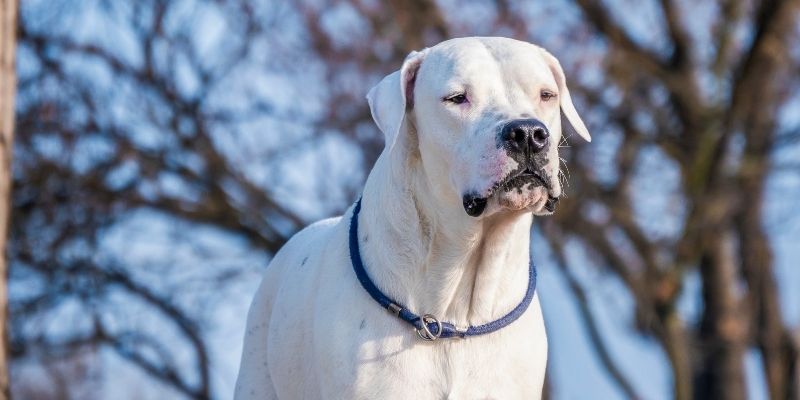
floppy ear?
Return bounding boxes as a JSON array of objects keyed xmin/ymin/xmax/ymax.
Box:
[
  {"xmin": 366, "ymin": 49, "xmax": 428, "ymax": 151},
  {"xmin": 539, "ymin": 48, "xmax": 591, "ymax": 142}
]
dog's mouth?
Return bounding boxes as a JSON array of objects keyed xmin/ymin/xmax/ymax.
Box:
[
  {"xmin": 504, "ymin": 167, "xmax": 551, "ymax": 191},
  {"xmin": 543, "ymin": 195, "xmax": 559, "ymax": 213},
  {"xmin": 462, "ymin": 167, "xmax": 558, "ymax": 217}
]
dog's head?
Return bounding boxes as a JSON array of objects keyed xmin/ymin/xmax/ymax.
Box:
[{"xmin": 367, "ymin": 37, "xmax": 590, "ymax": 218}]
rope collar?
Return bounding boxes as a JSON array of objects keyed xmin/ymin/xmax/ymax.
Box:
[{"xmin": 348, "ymin": 197, "xmax": 537, "ymax": 341}]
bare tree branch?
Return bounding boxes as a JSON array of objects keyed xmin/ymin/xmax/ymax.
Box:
[{"xmin": 542, "ymin": 222, "xmax": 643, "ymax": 400}]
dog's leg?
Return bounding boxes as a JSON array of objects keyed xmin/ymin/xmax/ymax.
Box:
[{"xmin": 234, "ymin": 267, "xmax": 282, "ymax": 400}]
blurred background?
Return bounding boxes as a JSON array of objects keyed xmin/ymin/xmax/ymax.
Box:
[{"xmin": 5, "ymin": 0, "xmax": 800, "ymax": 399}]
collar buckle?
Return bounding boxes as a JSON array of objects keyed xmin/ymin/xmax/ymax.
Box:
[{"xmin": 416, "ymin": 314, "xmax": 443, "ymax": 341}]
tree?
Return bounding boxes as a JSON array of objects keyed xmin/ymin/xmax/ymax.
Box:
[
  {"xmin": 0, "ymin": 0, "xmax": 17, "ymax": 398},
  {"xmin": 544, "ymin": 1, "xmax": 800, "ymax": 398},
  {"xmin": 10, "ymin": 1, "xmax": 800, "ymax": 399},
  {"xmin": 12, "ymin": 1, "xmax": 308, "ymax": 397}
]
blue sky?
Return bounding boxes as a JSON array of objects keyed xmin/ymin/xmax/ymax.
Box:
[{"xmin": 14, "ymin": 1, "xmax": 800, "ymax": 399}]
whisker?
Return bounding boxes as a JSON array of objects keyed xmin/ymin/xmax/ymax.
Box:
[
  {"xmin": 559, "ymin": 160, "xmax": 571, "ymax": 182},
  {"xmin": 559, "ymin": 170, "xmax": 569, "ymax": 189}
]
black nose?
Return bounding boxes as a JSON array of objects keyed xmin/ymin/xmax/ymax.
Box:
[{"xmin": 500, "ymin": 119, "xmax": 549, "ymax": 154}]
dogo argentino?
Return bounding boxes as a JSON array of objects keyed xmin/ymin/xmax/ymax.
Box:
[{"xmin": 234, "ymin": 36, "xmax": 591, "ymax": 400}]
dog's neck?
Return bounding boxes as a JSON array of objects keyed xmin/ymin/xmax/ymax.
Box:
[{"xmin": 357, "ymin": 144, "xmax": 533, "ymax": 326}]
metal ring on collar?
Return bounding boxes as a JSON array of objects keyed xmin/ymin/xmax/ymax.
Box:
[{"xmin": 416, "ymin": 314, "xmax": 443, "ymax": 341}]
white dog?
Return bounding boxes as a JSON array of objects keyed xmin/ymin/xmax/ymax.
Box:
[{"xmin": 234, "ymin": 37, "xmax": 591, "ymax": 399}]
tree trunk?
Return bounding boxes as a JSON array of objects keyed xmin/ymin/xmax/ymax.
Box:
[
  {"xmin": 733, "ymin": 0, "xmax": 800, "ymax": 396},
  {"xmin": 694, "ymin": 232, "xmax": 748, "ymax": 400},
  {"xmin": 736, "ymin": 122, "xmax": 796, "ymax": 400},
  {"xmin": 0, "ymin": 0, "xmax": 17, "ymax": 398}
]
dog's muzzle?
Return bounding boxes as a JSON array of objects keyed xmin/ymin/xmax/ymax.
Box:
[{"xmin": 462, "ymin": 165, "xmax": 558, "ymax": 217}]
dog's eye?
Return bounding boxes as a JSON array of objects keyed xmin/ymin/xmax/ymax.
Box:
[
  {"xmin": 540, "ymin": 90, "xmax": 557, "ymax": 102},
  {"xmin": 444, "ymin": 93, "xmax": 469, "ymax": 104}
]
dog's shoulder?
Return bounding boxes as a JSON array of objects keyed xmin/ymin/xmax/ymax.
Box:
[
  {"xmin": 264, "ymin": 212, "xmax": 346, "ymax": 288},
  {"xmin": 270, "ymin": 215, "xmax": 344, "ymax": 268}
]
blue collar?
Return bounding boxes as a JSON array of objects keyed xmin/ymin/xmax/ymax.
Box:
[{"xmin": 349, "ymin": 197, "xmax": 537, "ymax": 341}]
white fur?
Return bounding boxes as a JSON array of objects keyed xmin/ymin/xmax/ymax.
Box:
[{"xmin": 234, "ymin": 37, "xmax": 589, "ymax": 399}]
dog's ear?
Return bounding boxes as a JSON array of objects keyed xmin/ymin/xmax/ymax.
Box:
[
  {"xmin": 539, "ymin": 48, "xmax": 591, "ymax": 142},
  {"xmin": 366, "ymin": 49, "xmax": 428, "ymax": 151}
]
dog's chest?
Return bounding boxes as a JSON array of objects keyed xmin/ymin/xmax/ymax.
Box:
[
  {"xmin": 310, "ymin": 289, "xmax": 548, "ymax": 399},
  {"xmin": 265, "ymin": 226, "xmax": 548, "ymax": 399}
]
